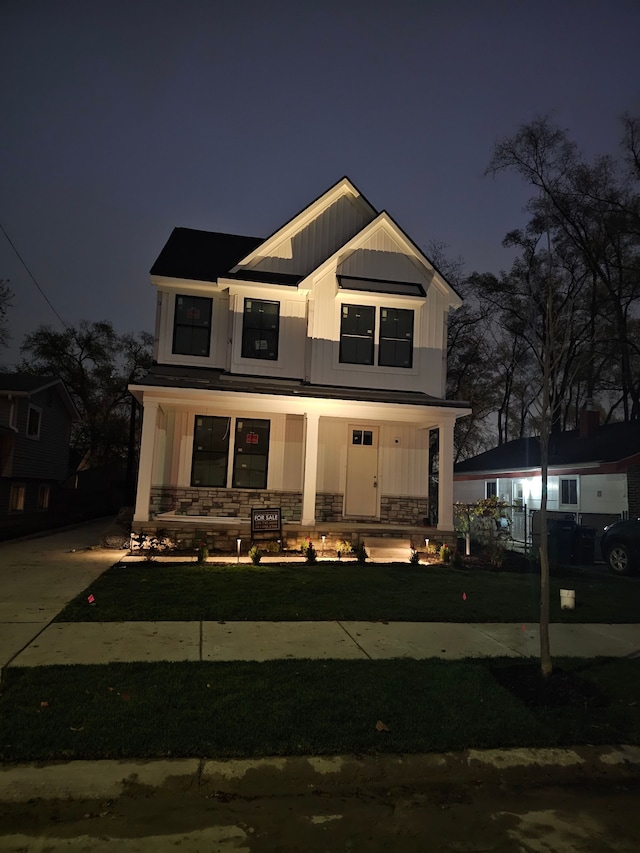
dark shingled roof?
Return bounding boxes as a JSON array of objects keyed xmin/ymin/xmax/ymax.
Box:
[
  {"xmin": 150, "ymin": 228, "xmax": 263, "ymax": 282},
  {"xmin": 0, "ymin": 373, "xmax": 64, "ymax": 394},
  {"xmin": 131, "ymin": 364, "xmax": 469, "ymax": 410},
  {"xmin": 455, "ymin": 421, "xmax": 640, "ymax": 473}
]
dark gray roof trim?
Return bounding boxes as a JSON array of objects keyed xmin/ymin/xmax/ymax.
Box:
[
  {"xmin": 134, "ymin": 364, "xmax": 469, "ymax": 409},
  {"xmin": 337, "ymin": 275, "xmax": 426, "ymax": 297},
  {"xmin": 225, "ymin": 269, "xmax": 304, "ymax": 286},
  {"xmin": 455, "ymin": 422, "xmax": 640, "ymax": 472}
]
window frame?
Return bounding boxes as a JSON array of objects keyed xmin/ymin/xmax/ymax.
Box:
[
  {"xmin": 241, "ymin": 298, "xmax": 280, "ymax": 361},
  {"xmin": 339, "ymin": 303, "xmax": 376, "ymax": 365},
  {"xmin": 485, "ymin": 481, "xmax": 497, "ymax": 499},
  {"xmin": 26, "ymin": 405, "xmax": 41, "ymax": 439},
  {"xmin": 37, "ymin": 483, "xmax": 50, "ymax": 511},
  {"xmin": 378, "ymin": 306, "xmax": 414, "ymax": 368},
  {"xmin": 172, "ymin": 294, "xmax": 213, "ymax": 358},
  {"xmin": 560, "ymin": 477, "xmax": 578, "ymax": 507},
  {"xmin": 190, "ymin": 415, "xmax": 271, "ymax": 490},
  {"xmin": 9, "ymin": 482, "xmax": 26, "ymax": 512},
  {"xmin": 232, "ymin": 418, "xmax": 270, "ymax": 489},
  {"xmin": 191, "ymin": 416, "xmax": 231, "ymax": 488},
  {"xmin": 338, "ymin": 303, "xmax": 416, "ymax": 369}
]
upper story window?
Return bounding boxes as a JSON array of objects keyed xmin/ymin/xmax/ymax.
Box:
[
  {"xmin": 379, "ymin": 307, "xmax": 413, "ymax": 368},
  {"xmin": 173, "ymin": 295, "xmax": 212, "ymax": 357},
  {"xmin": 339, "ymin": 304, "xmax": 375, "ymax": 365},
  {"xmin": 27, "ymin": 405, "xmax": 41, "ymax": 439},
  {"xmin": 339, "ymin": 304, "xmax": 415, "ymax": 368},
  {"xmin": 241, "ymin": 299, "xmax": 279, "ymax": 360}
]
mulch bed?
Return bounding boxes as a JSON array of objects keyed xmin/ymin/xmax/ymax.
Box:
[{"xmin": 491, "ymin": 662, "xmax": 609, "ymax": 709}]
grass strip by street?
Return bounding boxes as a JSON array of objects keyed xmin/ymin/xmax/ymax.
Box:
[
  {"xmin": 55, "ymin": 561, "xmax": 640, "ymax": 623},
  {"xmin": 1, "ymin": 657, "xmax": 639, "ymax": 763}
]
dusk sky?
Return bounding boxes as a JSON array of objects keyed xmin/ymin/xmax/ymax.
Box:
[{"xmin": 2, "ymin": 0, "xmax": 639, "ymax": 366}]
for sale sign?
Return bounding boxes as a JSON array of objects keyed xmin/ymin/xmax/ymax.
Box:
[{"xmin": 251, "ymin": 508, "xmax": 282, "ymax": 535}]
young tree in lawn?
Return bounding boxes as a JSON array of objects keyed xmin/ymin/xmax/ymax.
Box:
[{"xmin": 20, "ymin": 320, "xmax": 153, "ymax": 466}]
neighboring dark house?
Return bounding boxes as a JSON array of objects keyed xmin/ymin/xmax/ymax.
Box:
[{"xmin": 0, "ymin": 374, "xmax": 79, "ymax": 534}]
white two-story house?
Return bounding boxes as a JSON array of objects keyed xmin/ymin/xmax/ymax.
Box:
[{"xmin": 129, "ymin": 177, "xmax": 470, "ymax": 548}]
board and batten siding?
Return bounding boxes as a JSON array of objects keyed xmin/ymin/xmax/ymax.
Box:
[
  {"xmin": 317, "ymin": 420, "xmax": 428, "ymax": 497},
  {"xmin": 237, "ymin": 194, "xmax": 372, "ymax": 278},
  {"xmin": 307, "ymin": 266, "xmax": 447, "ymax": 396},
  {"xmin": 155, "ymin": 287, "xmax": 230, "ymax": 369},
  {"xmin": 153, "ymin": 408, "xmax": 294, "ymax": 492},
  {"xmin": 228, "ymin": 289, "xmax": 307, "ymax": 379}
]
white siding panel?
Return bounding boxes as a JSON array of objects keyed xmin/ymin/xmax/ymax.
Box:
[
  {"xmin": 579, "ymin": 473, "xmax": 628, "ymax": 515},
  {"xmin": 266, "ymin": 414, "xmax": 286, "ymax": 490},
  {"xmin": 379, "ymin": 425, "xmax": 429, "ymax": 496},
  {"xmin": 318, "ymin": 420, "xmax": 348, "ymax": 493},
  {"xmin": 309, "ymin": 270, "xmax": 444, "ymax": 396},
  {"xmin": 230, "ymin": 294, "xmax": 306, "ymax": 379},
  {"xmin": 337, "ymin": 228, "xmax": 428, "ymax": 284},
  {"xmin": 242, "ymin": 195, "xmax": 371, "ymax": 277},
  {"xmin": 283, "ymin": 415, "xmax": 304, "ymax": 490}
]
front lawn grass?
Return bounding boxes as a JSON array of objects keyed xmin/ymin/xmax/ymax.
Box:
[
  {"xmin": 54, "ymin": 561, "xmax": 640, "ymax": 623},
  {"xmin": 2, "ymin": 657, "xmax": 639, "ymax": 762}
]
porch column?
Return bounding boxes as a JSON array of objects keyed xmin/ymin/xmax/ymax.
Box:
[
  {"xmin": 133, "ymin": 400, "xmax": 159, "ymax": 522},
  {"xmin": 301, "ymin": 411, "xmax": 320, "ymax": 526},
  {"xmin": 437, "ymin": 418, "xmax": 455, "ymax": 531}
]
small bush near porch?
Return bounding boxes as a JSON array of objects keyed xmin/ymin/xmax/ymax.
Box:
[{"xmin": 55, "ymin": 560, "xmax": 640, "ymax": 624}]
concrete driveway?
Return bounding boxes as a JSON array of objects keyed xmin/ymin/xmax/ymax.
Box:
[{"xmin": 0, "ymin": 519, "xmax": 124, "ymax": 668}]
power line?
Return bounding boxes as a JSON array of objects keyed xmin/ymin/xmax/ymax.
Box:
[{"xmin": 0, "ymin": 221, "xmax": 68, "ymax": 329}]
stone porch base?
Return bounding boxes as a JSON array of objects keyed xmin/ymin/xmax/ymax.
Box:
[{"xmin": 131, "ymin": 516, "xmax": 455, "ymax": 554}]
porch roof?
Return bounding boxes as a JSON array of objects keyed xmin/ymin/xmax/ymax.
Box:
[{"xmin": 132, "ymin": 364, "xmax": 470, "ymax": 410}]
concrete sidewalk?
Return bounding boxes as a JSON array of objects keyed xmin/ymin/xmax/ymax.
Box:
[{"xmin": 8, "ymin": 619, "xmax": 640, "ymax": 667}]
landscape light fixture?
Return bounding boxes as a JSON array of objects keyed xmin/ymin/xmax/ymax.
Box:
[
  {"xmin": 321, "ymin": 534, "xmax": 326, "ymax": 555},
  {"xmin": 237, "ymin": 538, "xmax": 241, "ymax": 563}
]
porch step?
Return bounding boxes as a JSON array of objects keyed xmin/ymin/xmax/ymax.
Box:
[{"xmin": 364, "ymin": 536, "xmax": 415, "ymax": 561}]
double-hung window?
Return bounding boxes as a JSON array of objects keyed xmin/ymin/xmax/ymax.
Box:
[
  {"xmin": 191, "ymin": 416, "xmax": 270, "ymax": 490},
  {"xmin": 339, "ymin": 304, "xmax": 375, "ymax": 365},
  {"xmin": 27, "ymin": 406, "xmax": 41, "ymax": 439},
  {"xmin": 339, "ymin": 304, "xmax": 414, "ymax": 368},
  {"xmin": 173, "ymin": 295, "xmax": 212, "ymax": 357},
  {"xmin": 379, "ymin": 307, "xmax": 413, "ymax": 367},
  {"xmin": 233, "ymin": 419, "xmax": 270, "ymax": 488},
  {"xmin": 241, "ymin": 299, "xmax": 279, "ymax": 360},
  {"xmin": 191, "ymin": 416, "xmax": 230, "ymax": 487},
  {"xmin": 560, "ymin": 478, "xmax": 578, "ymax": 506}
]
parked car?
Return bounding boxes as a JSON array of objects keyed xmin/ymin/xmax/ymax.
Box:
[{"xmin": 600, "ymin": 519, "xmax": 640, "ymax": 574}]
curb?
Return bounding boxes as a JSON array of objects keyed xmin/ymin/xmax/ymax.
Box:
[{"xmin": 2, "ymin": 745, "xmax": 640, "ymax": 802}]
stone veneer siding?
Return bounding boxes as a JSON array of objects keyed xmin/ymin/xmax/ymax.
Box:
[
  {"xmin": 628, "ymin": 465, "xmax": 640, "ymax": 519},
  {"xmin": 380, "ymin": 495, "xmax": 430, "ymax": 526},
  {"xmin": 150, "ymin": 486, "xmax": 302, "ymax": 521},
  {"xmin": 315, "ymin": 492, "xmax": 344, "ymax": 522},
  {"xmin": 313, "ymin": 493, "xmax": 429, "ymax": 525}
]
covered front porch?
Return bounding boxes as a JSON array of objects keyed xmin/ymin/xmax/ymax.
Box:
[{"xmin": 130, "ymin": 381, "xmax": 470, "ymax": 545}]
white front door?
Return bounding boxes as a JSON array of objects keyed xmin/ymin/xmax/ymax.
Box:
[{"xmin": 345, "ymin": 425, "xmax": 379, "ymax": 517}]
